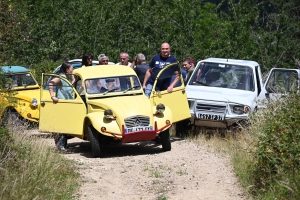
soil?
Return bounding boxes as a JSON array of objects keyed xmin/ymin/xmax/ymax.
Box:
[{"xmin": 31, "ymin": 129, "xmax": 249, "ymax": 200}]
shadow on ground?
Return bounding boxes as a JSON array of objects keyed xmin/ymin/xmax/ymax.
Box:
[{"xmin": 31, "ymin": 131, "xmax": 183, "ymax": 159}]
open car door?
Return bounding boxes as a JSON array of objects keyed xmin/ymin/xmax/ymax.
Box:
[
  {"xmin": 39, "ymin": 73, "xmax": 86, "ymax": 137},
  {"xmin": 264, "ymin": 68, "xmax": 300, "ymax": 102},
  {"xmin": 150, "ymin": 63, "xmax": 190, "ymax": 123}
]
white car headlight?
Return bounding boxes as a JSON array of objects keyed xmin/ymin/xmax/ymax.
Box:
[{"xmin": 232, "ymin": 105, "xmax": 250, "ymax": 114}]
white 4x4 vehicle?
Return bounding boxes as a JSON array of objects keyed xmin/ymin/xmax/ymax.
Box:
[{"xmin": 185, "ymin": 58, "xmax": 299, "ymax": 128}]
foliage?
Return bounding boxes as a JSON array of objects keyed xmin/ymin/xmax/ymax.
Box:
[
  {"xmin": 239, "ymin": 94, "xmax": 300, "ymax": 199},
  {"xmin": 0, "ymin": 126, "xmax": 12, "ymax": 160},
  {"xmin": 0, "ymin": 0, "xmax": 299, "ymax": 74}
]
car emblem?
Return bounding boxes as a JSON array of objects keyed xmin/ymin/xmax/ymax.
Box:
[{"xmin": 134, "ymin": 118, "xmax": 142, "ymax": 127}]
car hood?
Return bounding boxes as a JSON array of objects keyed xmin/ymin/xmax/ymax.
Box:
[
  {"xmin": 186, "ymin": 86, "xmax": 256, "ymax": 106},
  {"xmin": 12, "ymin": 88, "xmax": 41, "ymax": 102},
  {"xmin": 88, "ymin": 95, "xmax": 152, "ymax": 117}
]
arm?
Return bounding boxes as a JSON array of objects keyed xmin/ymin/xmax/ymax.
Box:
[
  {"xmin": 48, "ymin": 77, "xmax": 61, "ymax": 103},
  {"xmin": 167, "ymin": 71, "xmax": 180, "ymax": 93},
  {"xmin": 130, "ymin": 56, "xmax": 137, "ymax": 69},
  {"xmin": 142, "ymin": 68, "xmax": 152, "ymax": 90}
]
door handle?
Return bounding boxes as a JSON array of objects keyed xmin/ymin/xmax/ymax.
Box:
[{"xmin": 41, "ymin": 101, "xmax": 45, "ymax": 107}]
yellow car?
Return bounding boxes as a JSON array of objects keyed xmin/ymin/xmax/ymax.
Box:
[
  {"xmin": 39, "ymin": 63, "xmax": 190, "ymax": 157},
  {"xmin": 0, "ymin": 66, "xmax": 43, "ymax": 124}
]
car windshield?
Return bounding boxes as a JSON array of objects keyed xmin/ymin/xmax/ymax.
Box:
[
  {"xmin": 85, "ymin": 75, "xmax": 141, "ymax": 95},
  {"xmin": 3, "ymin": 73, "xmax": 37, "ymax": 88},
  {"xmin": 188, "ymin": 62, "xmax": 254, "ymax": 91}
]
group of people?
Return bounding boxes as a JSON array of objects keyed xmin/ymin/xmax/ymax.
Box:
[{"xmin": 50, "ymin": 42, "xmax": 196, "ymax": 151}]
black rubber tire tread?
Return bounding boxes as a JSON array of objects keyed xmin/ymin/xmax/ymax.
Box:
[
  {"xmin": 88, "ymin": 125, "xmax": 102, "ymax": 158},
  {"xmin": 160, "ymin": 129, "xmax": 171, "ymax": 151}
]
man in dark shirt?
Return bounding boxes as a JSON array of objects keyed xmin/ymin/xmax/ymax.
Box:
[
  {"xmin": 130, "ymin": 53, "xmax": 149, "ymax": 85},
  {"xmin": 142, "ymin": 42, "xmax": 179, "ymax": 98}
]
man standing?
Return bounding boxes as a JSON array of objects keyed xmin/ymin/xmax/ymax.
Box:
[
  {"xmin": 130, "ymin": 53, "xmax": 149, "ymax": 85},
  {"xmin": 98, "ymin": 54, "xmax": 109, "ymax": 65},
  {"xmin": 182, "ymin": 57, "xmax": 195, "ymax": 84},
  {"xmin": 143, "ymin": 42, "xmax": 179, "ymax": 98},
  {"xmin": 117, "ymin": 52, "xmax": 132, "ymax": 66}
]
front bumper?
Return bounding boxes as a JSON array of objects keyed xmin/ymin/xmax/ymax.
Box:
[{"xmin": 102, "ymin": 121, "xmax": 171, "ymax": 143}]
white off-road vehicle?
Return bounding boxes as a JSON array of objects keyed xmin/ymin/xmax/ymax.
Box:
[{"xmin": 185, "ymin": 58, "xmax": 299, "ymax": 128}]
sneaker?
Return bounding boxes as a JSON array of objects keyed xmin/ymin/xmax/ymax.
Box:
[{"xmin": 59, "ymin": 146, "xmax": 67, "ymax": 152}]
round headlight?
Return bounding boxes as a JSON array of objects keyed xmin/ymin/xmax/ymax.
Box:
[
  {"xmin": 31, "ymin": 98, "xmax": 38, "ymax": 107},
  {"xmin": 244, "ymin": 106, "xmax": 250, "ymax": 114},
  {"xmin": 156, "ymin": 103, "xmax": 165, "ymax": 114},
  {"xmin": 104, "ymin": 109, "xmax": 114, "ymax": 119}
]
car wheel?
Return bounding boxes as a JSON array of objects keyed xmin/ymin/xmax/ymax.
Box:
[
  {"xmin": 160, "ymin": 129, "xmax": 171, "ymax": 151},
  {"xmin": 88, "ymin": 125, "xmax": 102, "ymax": 158},
  {"xmin": 3, "ymin": 111, "xmax": 27, "ymax": 128}
]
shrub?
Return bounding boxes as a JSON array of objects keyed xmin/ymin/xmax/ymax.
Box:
[{"xmin": 249, "ymin": 94, "xmax": 300, "ymax": 198}]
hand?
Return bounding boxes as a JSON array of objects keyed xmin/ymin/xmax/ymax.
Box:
[
  {"xmin": 142, "ymin": 85, "xmax": 146, "ymax": 90},
  {"xmin": 167, "ymin": 86, "xmax": 173, "ymax": 93},
  {"xmin": 51, "ymin": 96, "xmax": 59, "ymax": 103}
]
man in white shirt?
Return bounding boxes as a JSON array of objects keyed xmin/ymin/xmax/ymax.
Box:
[{"xmin": 117, "ymin": 52, "xmax": 132, "ymax": 66}]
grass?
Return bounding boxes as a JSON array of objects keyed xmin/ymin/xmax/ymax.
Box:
[{"xmin": 0, "ymin": 123, "xmax": 80, "ymax": 200}]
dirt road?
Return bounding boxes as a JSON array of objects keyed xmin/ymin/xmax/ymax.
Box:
[{"xmin": 33, "ymin": 130, "xmax": 248, "ymax": 200}]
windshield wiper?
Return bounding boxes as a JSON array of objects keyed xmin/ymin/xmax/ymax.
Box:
[
  {"xmin": 123, "ymin": 85, "xmax": 140, "ymax": 93},
  {"xmin": 103, "ymin": 88, "xmax": 117, "ymax": 95},
  {"xmin": 195, "ymin": 81, "xmax": 209, "ymax": 86}
]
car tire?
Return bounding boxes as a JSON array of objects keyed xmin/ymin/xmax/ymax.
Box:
[
  {"xmin": 160, "ymin": 129, "xmax": 171, "ymax": 151},
  {"xmin": 88, "ymin": 125, "xmax": 102, "ymax": 158}
]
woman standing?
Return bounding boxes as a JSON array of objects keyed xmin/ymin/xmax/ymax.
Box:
[
  {"xmin": 48, "ymin": 62, "xmax": 75, "ymax": 151},
  {"xmin": 82, "ymin": 53, "xmax": 93, "ymax": 66}
]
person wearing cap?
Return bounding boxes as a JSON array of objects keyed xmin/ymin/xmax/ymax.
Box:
[
  {"xmin": 117, "ymin": 52, "xmax": 132, "ymax": 66},
  {"xmin": 130, "ymin": 53, "xmax": 149, "ymax": 85},
  {"xmin": 182, "ymin": 57, "xmax": 195, "ymax": 84},
  {"xmin": 98, "ymin": 54, "xmax": 109, "ymax": 65}
]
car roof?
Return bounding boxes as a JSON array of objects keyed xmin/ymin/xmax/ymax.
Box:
[
  {"xmin": 199, "ymin": 58, "xmax": 259, "ymax": 68},
  {"xmin": 0, "ymin": 66, "xmax": 30, "ymax": 74},
  {"xmin": 74, "ymin": 65, "xmax": 136, "ymax": 79},
  {"xmin": 52, "ymin": 59, "xmax": 115, "ymax": 73}
]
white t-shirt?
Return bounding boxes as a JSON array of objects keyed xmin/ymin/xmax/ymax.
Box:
[{"xmin": 117, "ymin": 62, "xmax": 132, "ymax": 67}]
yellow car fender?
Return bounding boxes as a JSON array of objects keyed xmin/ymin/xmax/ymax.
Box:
[
  {"xmin": 153, "ymin": 105, "xmax": 173, "ymax": 132},
  {"xmin": 86, "ymin": 112, "xmax": 122, "ymax": 138}
]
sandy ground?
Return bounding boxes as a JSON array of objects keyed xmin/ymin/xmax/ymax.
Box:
[{"xmin": 31, "ymin": 129, "xmax": 249, "ymax": 200}]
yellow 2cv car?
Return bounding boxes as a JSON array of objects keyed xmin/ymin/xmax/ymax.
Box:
[
  {"xmin": 39, "ymin": 63, "xmax": 190, "ymax": 157},
  {"xmin": 0, "ymin": 66, "xmax": 42, "ymax": 125}
]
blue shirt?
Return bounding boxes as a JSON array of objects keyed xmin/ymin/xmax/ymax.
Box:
[{"xmin": 148, "ymin": 54, "xmax": 178, "ymax": 84}]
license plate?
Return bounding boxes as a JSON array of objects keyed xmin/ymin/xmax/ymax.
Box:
[
  {"xmin": 196, "ymin": 113, "xmax": 224, "ymax": 121},
  {"xmin": 125, "ymin": 126, "xmax": 153, "ymax": 133}
]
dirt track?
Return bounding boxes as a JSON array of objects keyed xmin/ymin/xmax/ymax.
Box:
[{"xmin": 31, "ymin": 129, "xmax": 248, "ymax": 200}]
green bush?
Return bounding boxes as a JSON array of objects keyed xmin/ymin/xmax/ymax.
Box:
[{"xmin": 248, "ymin": 94, "xmax": 300, "ymax": 198}]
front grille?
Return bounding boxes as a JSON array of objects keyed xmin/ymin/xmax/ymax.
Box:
[
  {"xmin": 124, "ymin": 115, "xmax": 150, "ymax": 128},
  {"xmin": 196, "ymin": 103, "xmax": 226, "ymax": 114}
]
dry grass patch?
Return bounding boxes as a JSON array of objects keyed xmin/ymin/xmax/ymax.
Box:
[{"xmin": 0, "ymin": 124, "xmax": 80, "ymax": 200}]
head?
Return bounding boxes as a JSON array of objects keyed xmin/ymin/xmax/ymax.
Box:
[
  {"xmin": 60, "ymin": 62, "xmax": 73, "ymax": 74},
  {"xmin": 188, "ymin": 57, "xmax": 195, "ymax": 67},
  {"xmin": 98, "ymin": 54, "xmax": 109, "ymax": 65},
  {"xmin": 96, "ymin": 79, "xmax": 102, "ymax": 88},
  {"xmin": 136, "ymin": 53, "xmax": 146, "ymax": 64},
  {"xmin": 160, "ymin": 43, "xmax": 171, "ymax": 58},
  {"xmin": 82, "ymin": 53, "xmax": 93, "ymax": 66},
  {"xmin": 120, "ymin": 52, "xmax": 130, "ymax": 65},
  {"xmin": 182, "ymin": 58, "xmax": 193, "ymax": 71}
]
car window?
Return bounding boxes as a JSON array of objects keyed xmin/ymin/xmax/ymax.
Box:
[
  {"xmin": 3, "ymin": 73, "xmax": 37, "ymax": 88},
  {"xmin": 85, "ymin": 75, "xmax": 141, "ymax": 94},
  {"xmin": 189, "ymin": 62, "xmax": 254, "ymax": 91}
]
